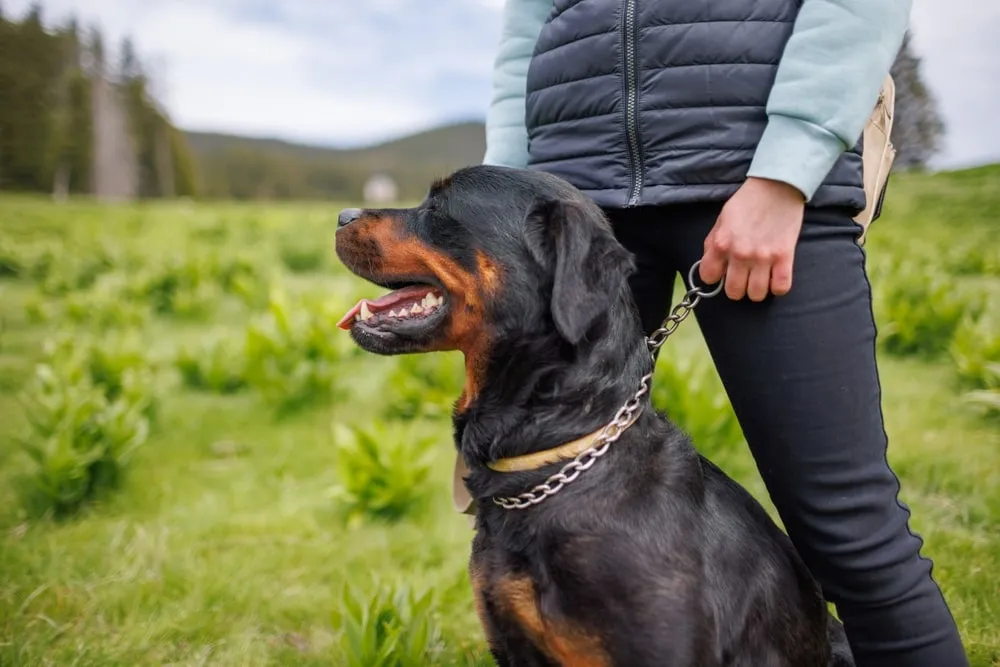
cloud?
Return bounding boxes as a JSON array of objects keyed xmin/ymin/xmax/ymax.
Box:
[
  {"xmin": 9, "ymin": 0, "xmax": 502, "ymax": 145},
  {"xmin": 909, "ymin": 0, "xmax": 1000, "ymax": 168},
  {"xmin": 6, "ymin": 0, "xmax": 999, "ymax": 166}
]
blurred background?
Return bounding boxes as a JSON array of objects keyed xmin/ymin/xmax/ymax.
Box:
[
  {"xmin": 0, "ymin": 2, "xmax": 998, "ymax": 666},
  {"xmin": 1, "ymin": 0, "xmax": 997, "ymax": 202}
]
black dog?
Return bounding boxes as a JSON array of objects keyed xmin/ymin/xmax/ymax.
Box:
[{"xmin": 334, "ymin": 165, "xmax": 854, "ymax": 667}]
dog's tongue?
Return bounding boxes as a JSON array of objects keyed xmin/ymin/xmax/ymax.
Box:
[
  {"xmin": 336, "ymin": 302, "xmax": 365, "ymax": 330},
  {"xmin": 336, "ymin": 284, "xmax": 435, "ymax": 330}
]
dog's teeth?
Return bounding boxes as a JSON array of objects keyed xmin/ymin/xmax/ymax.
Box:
[
  {"xmin": 422, "ymin": 294, "xmax": 433, "ymax": 308},
  {"xmin": 388, "ymin": 309, "xmax": 398, "ymax": 317},
  {"xmin": 410, "ymin": 303, "xmax": 423, "ymax": 314},
  {"xmin": 360, "ymin": 302, "xmax": 373, "ymax": 321},
  {"xmin": 435, "ymin": 295, "xmax": 444, "ymax": 306}
]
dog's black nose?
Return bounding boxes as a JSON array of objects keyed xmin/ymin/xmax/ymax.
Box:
[{"xmin": 338, "ymin": 208, "xmax": 362, "ymax": 228}]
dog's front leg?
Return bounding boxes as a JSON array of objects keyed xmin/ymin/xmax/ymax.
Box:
[
  {"xmin": 488, "ymin": 631, "xmax": 561, "ymax": 667},
  {"xmin": 472, "ymin": 594, "xmax": 554, "ymax": 667},
  {"xmin": 470, "ymin": 557, "xmax": 559, "ymax": 667},
  {"xmin": 470, "ymin": 580, "xmax": 556, "ymax": 666}
]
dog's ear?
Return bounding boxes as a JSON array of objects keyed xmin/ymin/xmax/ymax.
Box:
[{"xmin": 524, "ymin": 198, "xmax": 635, "ymax": 345}]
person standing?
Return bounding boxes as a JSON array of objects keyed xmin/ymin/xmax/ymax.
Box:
[{"xmin": 481, "ymin": 1, "xmax": 970, "ymax": 665}]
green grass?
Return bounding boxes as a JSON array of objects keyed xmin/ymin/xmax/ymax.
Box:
[{"xmin": 1, "ymin": 168, "xmax": 999, "ymax": 666}]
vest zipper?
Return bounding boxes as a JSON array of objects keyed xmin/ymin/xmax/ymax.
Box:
[{"xmin": 621, "ymin": 0, "xmax": 643, "ymax": 206}]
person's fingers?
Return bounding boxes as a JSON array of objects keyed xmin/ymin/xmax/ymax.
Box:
[
  {"xmin": 770, "ymin": 251, "xmax": 794, "ymax": 296},
  {"xmin": 724, "ymin": 258, "xmax": 751, "ymax": 301},
  {"xmin": 699, "ymin": 228, "xmax": 730, "ymax": 286},
  {"xmin": 746, "ymin": 263, "xmax": 772, "ymax": 302}
]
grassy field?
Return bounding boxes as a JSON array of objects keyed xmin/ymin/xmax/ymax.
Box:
[{"xmin": 1, "ymin": 166, "xmax": 998, "ymax": 666}]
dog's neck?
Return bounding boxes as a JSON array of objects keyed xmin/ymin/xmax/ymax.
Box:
[{"xmin": 453, "ymin": 297, "xmax": 653, "ymax": 477}]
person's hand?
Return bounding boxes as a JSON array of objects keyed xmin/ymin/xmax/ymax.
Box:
[{"xmin": 698, "ymin": 177, "xmax": 806, "ymax": 302}]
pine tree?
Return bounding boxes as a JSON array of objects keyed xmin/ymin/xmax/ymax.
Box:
[
  {"xmin": 890, "ymin": 31, "xmax": 945, "ymax": 169},
  {"xmin": 50, "ymin": 18, "xmax": 84, "ymax": 200},
  {"xmin": 0, "ymin": 12, "xmax": 195, "ymax": 198},
  {"xmin": 119, "ymin": 37, "xmax": 142, "ymax": 83},
  {"xmin": 0, "ymin": 6, "xmax": 61, "ymax": 191}
]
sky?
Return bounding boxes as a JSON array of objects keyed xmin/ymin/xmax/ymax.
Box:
[{"xmin": 8, "ymin": 0, "xmax": 1000, "ymax": 169}]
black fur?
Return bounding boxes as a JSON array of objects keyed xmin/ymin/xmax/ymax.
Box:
[{"xmin": 335, "ymin": 165, "xmax": 855, "ymax": 667}]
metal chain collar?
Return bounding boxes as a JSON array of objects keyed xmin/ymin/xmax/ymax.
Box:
[{"xmin": 493, "ymin": 261, "xmax": 724, "ymax": 510}]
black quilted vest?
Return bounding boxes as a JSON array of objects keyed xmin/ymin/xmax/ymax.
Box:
[{"xmin": 523, "ymin": 0, "xmax": 866, "ymax": 211}]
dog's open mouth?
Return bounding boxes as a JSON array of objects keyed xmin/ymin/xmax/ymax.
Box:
[{"xmin": 336, "ymin": 282, "xmax": 448, "ymax": 339}]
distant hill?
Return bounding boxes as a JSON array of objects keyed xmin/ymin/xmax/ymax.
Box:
[
  {"xmin": 183, "ymin": 121, "xmax": 487, "ymax": 202},
  {"xmin": 184, "ymin": 120, "xmax": 1000, "ymax": 204}
]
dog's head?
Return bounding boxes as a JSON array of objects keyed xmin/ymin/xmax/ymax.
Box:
[{"xmin": 335, "ymin": 165, "xmax": 636, "ymax": 408}]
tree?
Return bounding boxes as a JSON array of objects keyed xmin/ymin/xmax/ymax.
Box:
[
  {"xmin": 118, "ymin": 37, "xmax": 142, "ymax": 83},
  {"xmin": 890, "ymin": 31, "xmax": 945, "ymax": 169},
  {"xmin": 0, "ymin": 7, "xmax": 63, "ymax": 191},
  {"xmin": 49, "ymin": 18, "xmax": 85, "ymax": 199},
  {"xmin": 24, "ymin": 2, "xmax": 41, "ymax": 26},
  {"xmin": 0, "ymin": 12, "xmax": 195, "ymax": 199},
  {"xmin": 90, "ymin": 28, "xmax": 104, "ymax": 71}
]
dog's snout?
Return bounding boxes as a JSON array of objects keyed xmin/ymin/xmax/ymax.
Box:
[{"xmin": 338, "ymin": 208, "xmax": 362, "ymax": 228}]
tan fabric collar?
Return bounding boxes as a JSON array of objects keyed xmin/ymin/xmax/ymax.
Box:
[
  {"xmin": 486, "ymin": 428, "xmax": 606, "ymax": 472},
  {"xmin": 487, "ymin": 410, "xmax": 642, "ymax": 473},
  {"xmin": 451, "ymin": 410, "xmax": 643, "ymax": 517}
]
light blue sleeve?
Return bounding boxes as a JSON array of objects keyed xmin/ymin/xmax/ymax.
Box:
[
  {"xmin": 482, "ymin": 0, "xmax": 553, "ymax": 168},
  {"xmin": 746, "ymin": 0, "xmax": 913, "ymax": 201}
]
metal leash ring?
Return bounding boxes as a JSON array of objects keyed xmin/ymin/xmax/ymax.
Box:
[{"xmin": 687, "ymin": 259, "xmax": 725, "ymax": 298}]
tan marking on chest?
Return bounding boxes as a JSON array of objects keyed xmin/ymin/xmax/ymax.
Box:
[{"xmin": 494, "ymin": 575, "xmax": 610, "ymax": 667}]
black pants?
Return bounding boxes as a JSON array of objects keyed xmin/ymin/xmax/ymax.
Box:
[{"xmin": 606, "ymin": 203, "xmax": 969, "ymax": 667}]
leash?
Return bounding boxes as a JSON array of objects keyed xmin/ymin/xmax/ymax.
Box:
[{"xmin": 492, "ymin": 260, "xmax": 725, "ymax": 510}]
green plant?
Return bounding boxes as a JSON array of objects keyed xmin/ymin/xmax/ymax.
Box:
[
  {"xmin": 212, "ymin": 252, "xmax": 270, "ymax": 308},
  {"xmin": 0, "ymin": 240, "xmax": 55, "ymax": 280},
  {"xmin": 0, "ymin": 241, "xmax": 23, "ymax": 278},
  {"xmin": 23, "ymin": 293, "xmax": 55, "ymax": 324},
  {"xmin": 14, "ymin": 362, "xmax": 150, "ymax": 516},
  {"xmin": 212, "ymin": 252, "xmax": 259, "ymax": 288},
  {"xmin": 383, "ymin": 354, "xmax": 463, "ymax": 420},
  {"xmin": 945, "ymin": 239, "xmax": 1000, "ymax": 276},
  {"xmin": 189, "ymin": 217, "xmax": 231, "ymax": 244},
  {"xmin": 38, "ymin": 242, "xmax": 119, "ymax": 296},
  {"xmin": 872, "ymin": 259, "xmax": 981, "ymax": 358},
  {"xmin": 242, "ymin": 213, "xmax": 265, "ymax": 243},
  {"xmin": 964, "ymin": 365, "xmax": 1000, "ymax": 421},
  {"xmin": 244, "ymin": 287, "xmax": 350, "ymax": 413},
  {"xmin": 125, "ymin": 252, "xmax": 267, "ymax": 317},
  {"xmin": 64, "ymin": 273, "xmax": 151, "ymax": 328},
  {"xmin": 24, "ymin": 276, "xmax": 150, "ymax": 329},
  {"xmin": 951, "ymin": 315, "xmax": 1000, "ymax": 390},
  {"xmin": 333, "ymin": 581, "xmax": 444, "ymax": 666},
  {"xmin": 330, "ymin": 422, "xmax": 436, "ymax": 525},
  {"xmin": 126, "ymin": 255, "xmax": 222, "ymax": 318},
  {"xmin": 279, "ymin": 233, "xmax": 326, "ymax": 273},
  {"xmin": 41, "ymin": 332, "xmax": 161, "ymax": 423},
  {"xmin": 175, "ymin": 335, "xmax": 249, "ymax": 394}
]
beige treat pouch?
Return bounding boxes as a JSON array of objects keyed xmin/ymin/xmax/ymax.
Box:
[{"xmin": 853, "ymin": 74, "xmax": 897, "ymax": 244}]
